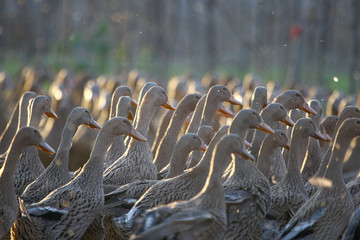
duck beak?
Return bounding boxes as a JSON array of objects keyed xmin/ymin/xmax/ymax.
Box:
[
  {"xmin": 199, "ymin": 142, "xmax": 208, "ymax": 152},
  {"xmin": 244, "ymin": 140, "xmax": 252, "ymax": 148},
  {"xmin": 37, "ymin": 141, "xmax": 56, "ymax": 155},
  {"xmin": 44, "ymin": 109, "xmax": 59, "ymax": 119},
  {"xmin": 311, "ymin": 130, "xmax": 327, "ymax": 142},
  {"xmin": 280, "ymin": 115, "xmax": 295, "ymax": 127},
  {"xmin": 284, "ymin": 140, "xmax": 291, "ymax": 150},
  {"xmin": 85, "ymin": 119, "xmax": 102, "ymax": 129},
  {"xmin": 129, "ymin": 129, "xmax": 147, "ymax": 142},
  {"xmin": 226, "ymin": 95, "xmax": 243, "ymax": 106},
  {"xmin": 131, "ymin": 98, "xmax": 138, "ymax": 107},
  {"xmin": 323, "ymin": 132, "xmax": 332, "ymax": 143},
  {"xmin": 161, "ymin": 102, "xmax": 176, "ymax": 111},
  {"xmin": 263, "ymin": 102, "xmax": 268, "ymax": 109},
  {"xmin": 257, "ymin": 122, "xmax": 275, "ymax": 134},
  {"xmin": 238, "ymin": 149, "xmax": 255, "ymax": 161},
  {"xmin": 217, "ymin": 104, "xmax": 234, "ymax": 118},
  {"xmin": 128, "ymin": 112, "xmax": 134, "ymax": 121},
  {"xmin": 301, "ymin": 102, "xmax": 317, "ymax": 115}
]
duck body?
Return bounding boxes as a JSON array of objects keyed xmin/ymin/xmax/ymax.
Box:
[
  {"xmin": 278, "ymin": 118, "xmax": 360, "ymax": 240},
  {"xmin": 131, "ymin": 134, "xmax": 248, "ymax": 240}
]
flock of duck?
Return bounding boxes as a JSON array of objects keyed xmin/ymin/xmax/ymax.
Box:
[{"xmin": 0, "ymin": 69, "xmax": 360, "ymax": 240}]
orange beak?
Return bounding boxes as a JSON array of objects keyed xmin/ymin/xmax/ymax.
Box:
[
  {"xmin": 199, "ymin": 142, "xmax": 208, "ymax": 152},
  {"xmin": 257, "ymin": 122, "xmax": 275, "ymax": 134},
  {"xmin": 280, "ymin": 115, "xmax": 295, "ymax": 127},
  {"xmin": 284, "ymin": 140, "xmax": 291, "ymax": 150},
  {"xmin": 301, "ymin": 102, "xmax": 317, "ymax": 115},
  {"xmin": 128, "ymin": 112, "xmax": 134, "ymax": 121},
  {"xmin": 311, "ymin": 130, "xmax": 327, "ymax": 142},
  {"xmin": 36, "ymin": 141, "xmax": 56, "ymax": 155},
  {"xmin": 238, "ymin": 149, "xmax": 255, "ymax": 161},
  {"xmin": 44, "ymin": 109, "xmax": 59, "ymax": 119},
  {"xmin": 323, "ymin": 132, "xmax": 332, "ymax": 143},
  {"xmin": 161, "ymin": 102, "xmax": 176, "ymax": 111},
  {"xmin": 131, "ymin": 98, "xmax": 138, "ymax": 107},
  {"xmin": 129, "ymin": 129, "xmax": 147, "ymax": 142},
  {"xmin": 85, "ymin": 119, "xmax": 102, "ymax": 129},
  {"xmin": 217, "ymin": 104, "xmax": 234, "ymax": 118},
  {"xmin": 226, "ymin": 95, "xmax": 243, "ymax": 106},
  {"xmin": 244, "ymin": 139, "xmax": 252, "ymax": 148}
]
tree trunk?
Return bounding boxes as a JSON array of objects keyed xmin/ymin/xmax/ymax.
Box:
[{"xmin": 350, "ymin": 0, "xmax": 360, "ymax": 93}]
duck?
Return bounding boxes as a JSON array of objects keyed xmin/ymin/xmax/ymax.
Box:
[
  {"xmin": 14, "ymin": 95, "xmax": 58, "ymax": 196},
  {"xmin": 153, "ymin": 93, "xmax": 201, "ymax": 171},
  {"xmin": 319, "ymin": 115, "xmax": 338, "ymax": 154},
  {"xmin": 20, "ymin": 107, "xmax": 101, "ymax": 204},
  {"xmin": 123, "ymin": 125, "xmax": 230, "ymax": 230},
  {"xmin": 185, "ymin": 125, "xmax": 214, "ymax": 169},
  {"xmin": 222, "ymin": 109, "xmax": 274, "ymax": 239},
  {"xmin": 270, "ymin": 90, "xmax": 317, "ymax": 184},
  {"xmin": 13, "ymin": 117, "xmax": 146, "ymax": 239},
  {"xmin": 109, "ymin": 86, "xmax": 135, "ymax": 120},
  {"xmin": 104, "ymin": 96, "xmax": 136, "ymax": 169},
  {"xmin": 158, "ymin": 127, "xmax": 210, "ymax": 179},
  {"xmin": 222, "ymin": 109, "xmax": 274, "ymax": 182},
  {"xmin": 151, "ymin": 110, "xmax": 173, "ymax": 156},
  {"xmin": 131, "ymin": 134, "xmax": 253, "ymax": 240},
  {"xmin": 305, "ymin": 106, "xmax": 360, "ymax": 196},
  {"xmin": 103, "ymin": 86, "xmax": 175, "ymax": 186},
  {"xmin": 104, "ymin": 132, "xmax": 207, "ymax": 217},
  {"xmin": 0, "ymin": 91, "xmax": 37, "ymax": 156},
  {"xmin": 250, "ymin": 103, "xmax": 293, "ymax": 161},
  {"xmin": 199, "ymin": 85, "xmax": 242, "ymax": 127},
  {"xmin": 256, "ymin": 130, "xmax": 290, "ymax": 180},
  {"xmin": 301, "ymin": 100, "xmax": 328, "ymax": 183},
  {"xmin": 245, "ymin": 86, "xmax": 268, "ymax": 144},
  {"xmin": 268, "ymin": 118, "xmax": 327, "ymax": 228},
  {"xmin": 278, "ymin": 118, "xmax": 360, "ymax": 240},
  {"xmin": 0, "ymin": 127, "xmax": 54, "ymax": 238}
]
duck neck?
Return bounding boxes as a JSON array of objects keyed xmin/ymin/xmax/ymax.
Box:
[
  {"xmin": 257, "ymin": 138, "xmax": 277, "ymax": 179},
  {"xmin": 286, "ymin": 131, "xmax": 305, "ymax": 182},
  {"xmin": 229, "ymin": 124, "xmax": 247, "ymax": 141},
  {"xmin": 323, "ymin": 131, "xmax": 353, "ymax": 185},
  {"xmin": 135, "ymin": 100, "xmax": 158, "ymax": 138},
  {"xmin": 81, "ymin": 129, "xmax": 115, "ymax": 182},
  {"xmin": 200, "ymin": 94, "xmax": 220, "ymax": 126},
  {"xmin": 0, "ymin": 102, "xmax": 19, "ymax": 154},
  {"xmin": 186, "ymin": 96, "xmax": 206, "ymax": 133},
  {"xmin": 0, "ymin": 137, "xmax": 26, "ymax": 181},
  {"xmin": 49, "ymin": 121, "xmax": 79, "ymax": 172},
  {"xmin": 166, "ymin": 143, "xmax": 190, "ymax": 179},
  {"xmin": 201, "ymin": 146, "xmax": 232, "ymax": 196},
  {"xmin": 28, "ymin": 108, "xmax": 43, "ymax": 128},
  {"xmin": 315, "ymin": 117, "xmax": 347, "ymax": 178}
]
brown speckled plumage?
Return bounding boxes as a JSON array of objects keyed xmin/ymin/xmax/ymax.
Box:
[
  {"xmin": 0, "ymin": 127, "xmax": 53, "ymax": 238},
  {"xmin": 279, "ymin": 118, "xmax": 360, "ymax": 240},
  {"xmin": 21, "ymin": 107, "xmax": 100, "ymax": 204},
  {"xmin": 268, "ymin": 119, "xmax": 324, "ymax": 228},
  {"xmin": 14, "ymin": 95, "xmax": 58, "ymax": 196},
  {"xmin": 131, "ymin": 134, "xmax": 247, "ymax": 240},
  {"xmin": 103, "ymin": 86, "xmax": 172, "ymax": 186}
]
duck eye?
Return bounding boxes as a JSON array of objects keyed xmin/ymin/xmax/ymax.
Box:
[
  {"xmin": 33, "ymin": 129, "xmax": 37, "ymax": 134},
  {"xmin": 223, "ymin": 87, "xmax": 226, "ymax": 91},
  {"xmin": 123, "ymin": 119, "xmax": 127, "ymax": 123},
  {"xmin": 356, "ymin": 109, "xmax": 359, "ymax": 112},
  {"xmin": 85, "ymin": 110, "xmax": 89, "ymax": 113},
  {"xmin": 357, "ymin": 120, "xmax": 360, "ymax": 124},
  {"xmin": 296, "ymin": 93, "xmax": 300, "ymax": 97}
]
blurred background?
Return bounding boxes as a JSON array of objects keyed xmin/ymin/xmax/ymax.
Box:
[{"xmin": 0, "ymin": 0, "xmax": 359, "ymax": 93}]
